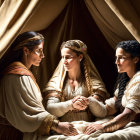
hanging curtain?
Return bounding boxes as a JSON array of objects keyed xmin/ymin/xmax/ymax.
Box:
[
  {"xmin": 0, "ymin": 0, "xmax": 122, "ymax": 94},
  {"xmin": 0, "ymin": 0, "xmax": 41, "ymax": 59},
  {"xmin": 0, "ymin": 0, "xmax": 70, "ymax": 59},
  {"xmin": 84, "ymin": 0, "xmax": 134, "ymax": 48},
  {"xmin": 31, "ymin": 0, "xmax": 116, "ymax": 95},
  {"xmin": 105, "ymin": 0, "xmax": 140, "ymax": 43},
  {"xmin": 22, "ymin": 0, "xmax": 70, "ymax": 32}
]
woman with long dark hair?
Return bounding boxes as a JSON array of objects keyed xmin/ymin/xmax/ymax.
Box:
[
  {"xmin": 0, "ymin": 31, "xmax": 77, "ymax": 140},
  {"xmin": 82, "ymin": 40, "xmax": 140, "ymax": 140}
]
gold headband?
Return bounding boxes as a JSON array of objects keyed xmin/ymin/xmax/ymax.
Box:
[
  {"xmin": 13, "ymin": 34, "xmax": 44, "ymax": 51},
  {"xmin": 65, "ymin": 45, "xmax": 87, "ymax": 53},
  {"xmin": 61, "ymin": 40, "xmax": 87, "ymax": 53}
]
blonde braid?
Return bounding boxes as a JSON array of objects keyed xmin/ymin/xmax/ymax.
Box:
[{"xmin": 83, "ymin": 60, "xmax": 92, "ymax": 95}]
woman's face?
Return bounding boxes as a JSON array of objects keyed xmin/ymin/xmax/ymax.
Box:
[
  {"xmin": 61, "ymin": 47, "xmax": 82, "ymax": 71},
  {"xmin": 25, "ymin": 42, "xmax": 44, "ymax": 68},
  {"xmin": 115, "ymin": 48, "xmax": 137, "ymax": 74}
]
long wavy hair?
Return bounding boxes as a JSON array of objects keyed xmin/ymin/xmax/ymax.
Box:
[{"xmin": 115, "ymin": 40, "xmax": 140, "ymax": 112}]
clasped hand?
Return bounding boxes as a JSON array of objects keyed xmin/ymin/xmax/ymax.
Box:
[{"xmin": 72, "ymin": 95, "xmax": 89, "ymax": 110}]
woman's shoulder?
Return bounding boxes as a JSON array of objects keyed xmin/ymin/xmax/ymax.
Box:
[
  {"xmin": 2, "ymin": 74, "xmax": 30, "ymax": 83},
  {"xmin": 126, "ymin": 71, "xmax": 140, "ymax": 95},
  {"xmin": 129, "ymin": 71, "xmax": 140, "ymax": 85},
  {"xmin": 133, "ymin": 71, "xmax": 140, "ymax": 79},
  {"xmin": 1, "ymin": 73, "xmax": 33, "ymax": 85},
  {"xmin": 2, "ymin": 74, "xmax": 20, "ymax": 80}
]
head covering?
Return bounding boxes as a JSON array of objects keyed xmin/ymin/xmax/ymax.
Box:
[
  {"xmin": 44, "ymin": 40, "xmax": 109, "ymax": 100},
  {"xmin": 13, "ymin": 33, "xmax": 44, "ymax": 51}
]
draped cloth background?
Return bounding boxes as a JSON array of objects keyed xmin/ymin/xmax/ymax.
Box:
[{"xmin": 1, "ymin": 0, "xmax": 140, "ymax": 95}]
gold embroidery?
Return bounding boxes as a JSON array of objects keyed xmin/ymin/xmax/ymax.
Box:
[
  {"xmin": 45, "ymin": 91, "xmax": 62, "ymax": 100},
  {"xmin": 125, "ymin": 72, "xmax": 140, "ymax": 100},
  {"xmin": 37, "ymin": 114, "xmax": 56, "ymax": 136},
  {"xmin": 126, "ymin": 81, "xmax": 140, "ymax": 91},
  {"xmin": 125, "ymin": 93, "xmax": 140, "ymax": 101}
]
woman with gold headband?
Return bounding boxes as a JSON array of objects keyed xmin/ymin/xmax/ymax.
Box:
[
  {"xmin": 43, "ymin": 40, "xmax": 109, "ymax": 123},
  {"xmin": 0, "ymin": 32, "xmax": 78, "ymax": 140}
]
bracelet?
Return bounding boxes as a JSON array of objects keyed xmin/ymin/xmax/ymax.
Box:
[
  {"xmin": 93, "ymin": 93, "xmax": 104, "ymax": 101},
  {"xmin": 51, "ymin": 120, "xmax": 60, "ymax": 131},
  {"xmin": 37, "ymin": 115, "xmax": 56, "ymax": 135}
]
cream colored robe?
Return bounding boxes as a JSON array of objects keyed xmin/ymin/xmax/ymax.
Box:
[
  {"xmin": 1, "ymin": 72, "xmax": 140, "ymax": 140},
  {"xmin": 45, "ymin": 71, "xmax": 140, "ymax": 140},
  {"xmin": 106, "ymin": 71, "xmax": 140, "ymax": 114},
  {"xmin": 0, "ymin": 74, "xmax": 51, "ymax": 140},
  {"xmin": 47, "ymin": 80, "xmax": 107, "ymax": 122}
]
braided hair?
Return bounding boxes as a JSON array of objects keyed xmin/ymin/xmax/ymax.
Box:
[
  {"xmin": 60, "ymin": 40, "xmax": 92, "ymax": 95},
  {"xmin": 115, "ymin": 73, "xmax": 130, "ymax": 112}
]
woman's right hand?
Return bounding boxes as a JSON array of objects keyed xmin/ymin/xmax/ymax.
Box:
[
  {"xmin": 72, "ymin": 96, "xmax": 89, "ymax": 110},
  {"xmin": 83, "ymin": 123, "xmax": 104, "ymax": 135},
  {"xmin": 55, "ymin": 122, "xmax": 78, "ymax": 136}
]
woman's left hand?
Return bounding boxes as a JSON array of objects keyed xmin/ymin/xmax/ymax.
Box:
[
  {"xmin": 83, "ymin": 123, "xmax": 104, "ymax": 135},
  {"xmin": 72, "ymin": 96, "xmax": 89, "ymax": 110}
]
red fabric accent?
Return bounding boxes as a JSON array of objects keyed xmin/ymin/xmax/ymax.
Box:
[
  {"xmin": 4, "ymin": 62, "xmax": 31, "ymax": 76},
  {"xmin": 4, "ymin": 61, "xmax": 40, "ymax": 92}
]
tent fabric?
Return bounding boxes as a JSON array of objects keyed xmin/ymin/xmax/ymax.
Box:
[
  {"xmin": 22, "ymin": 0, "xmax": 69, "ymax": 32},
  {"xmin": 105, "ymin": 0, "xmax": 140, "ymax": 43},
  {"xmin": 0, "ymin": 0, "xmax": 69, "ymax": 59},
  {"xmin": 1, "ymin": 0, "xmax": 140, "ymax": 94},
  {"xmin": 0, "ymin": 0, "xmax": 140, "ymax": 138},
  {"xmin": 0, "ymin": 0, "xmax": 41, "ymax": 59},
  {"xmin": 84, "ymin": 0, "xmax": 134, "ymax": 47},
  {"xmin": 30, "ymin": 0, "xmax": 116, "ymax": 95}
]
